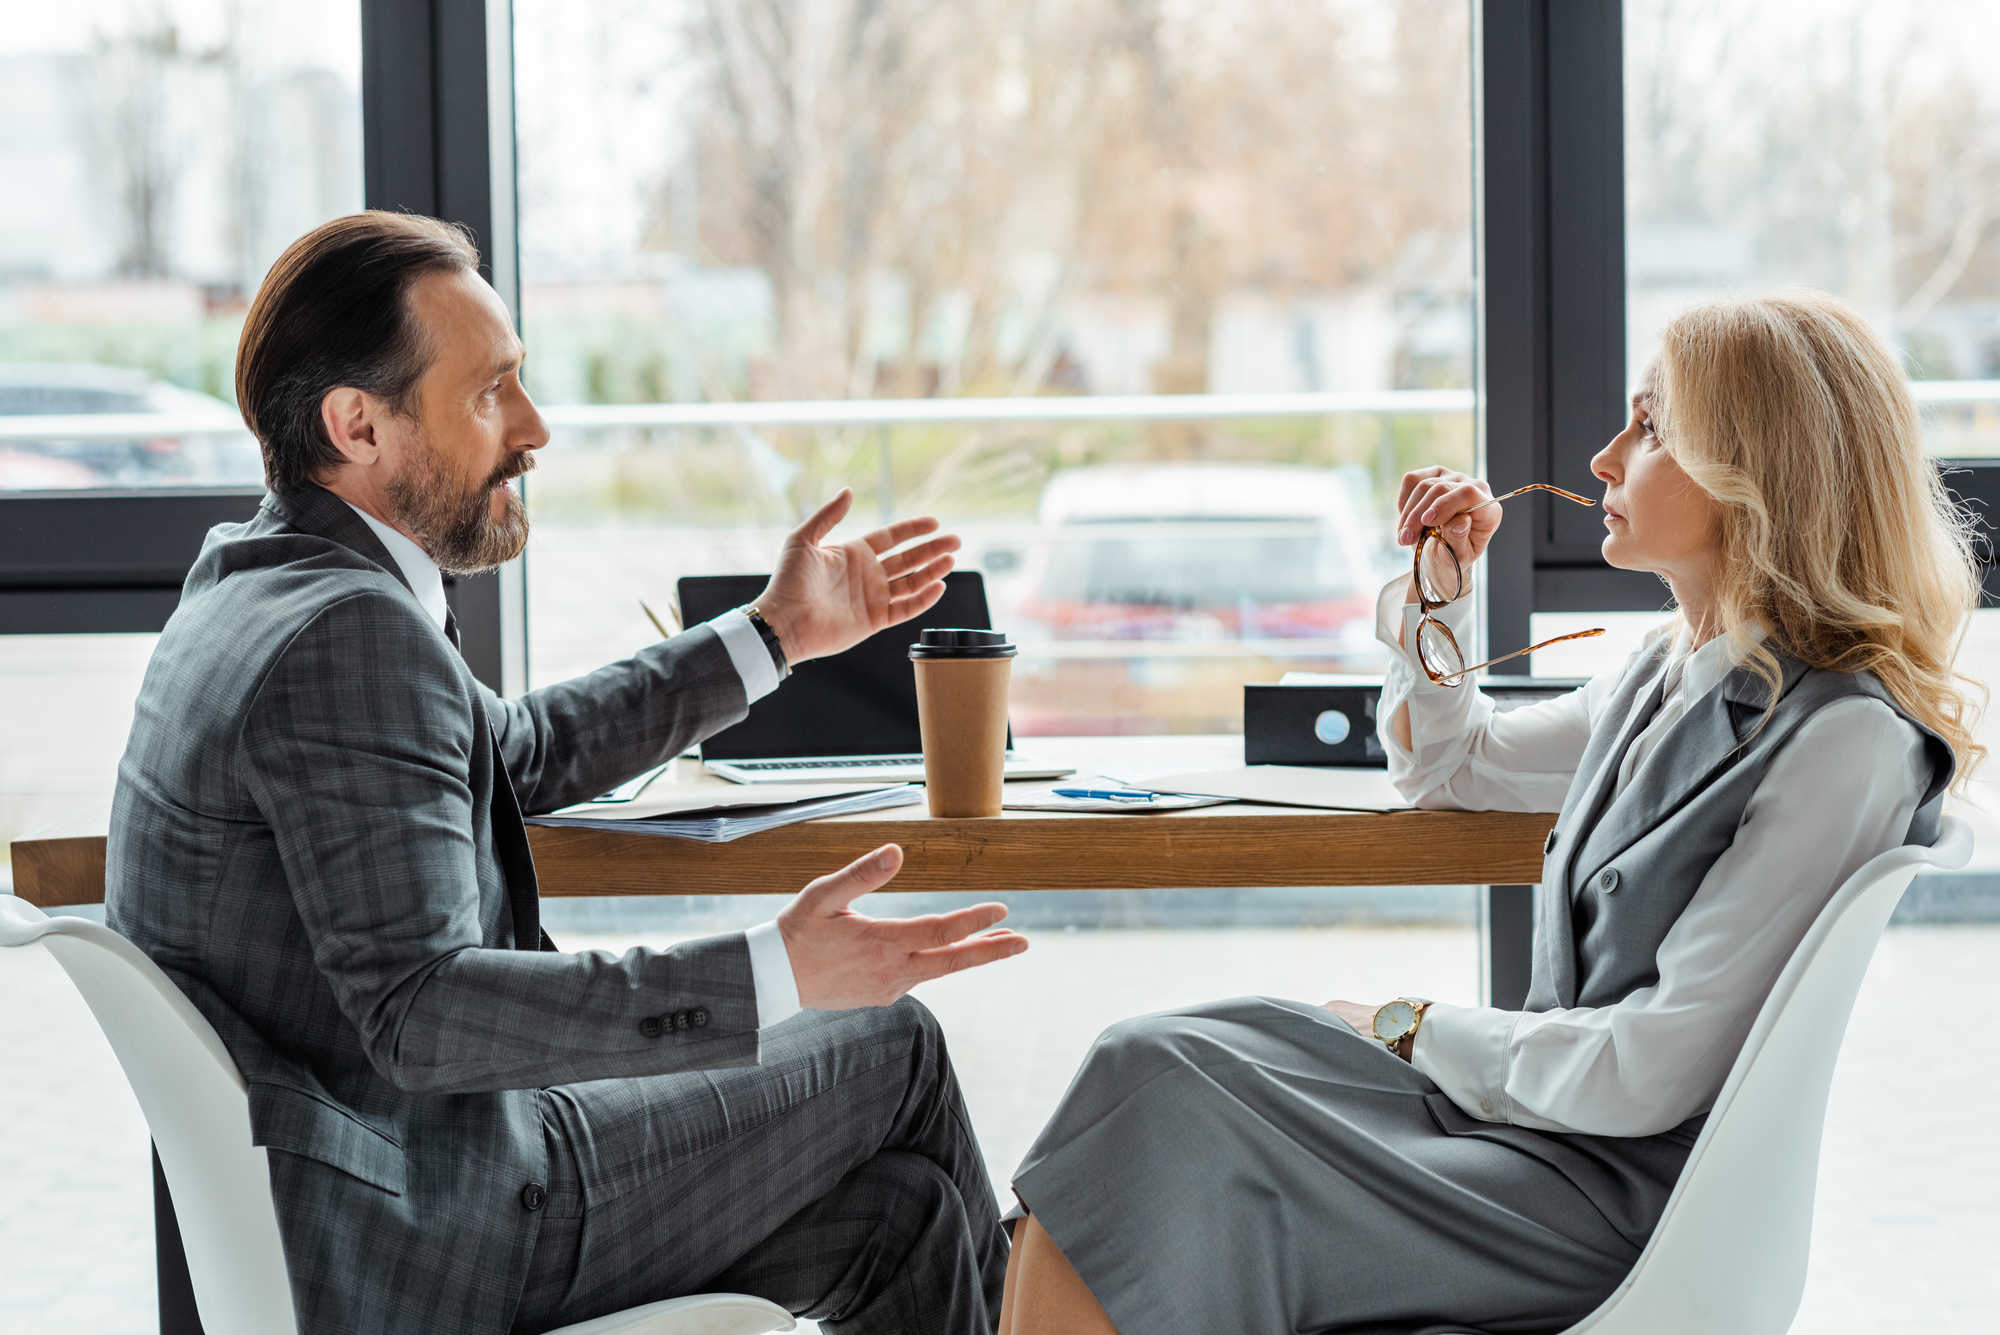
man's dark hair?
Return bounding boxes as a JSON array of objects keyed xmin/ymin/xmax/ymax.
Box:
[{"xmin": 236, "ymin": 211, "xmax": 480, "ymax": 494}]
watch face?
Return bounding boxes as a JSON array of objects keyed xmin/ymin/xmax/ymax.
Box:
[{"xmin": 1373, "ymin": 999, "xmax": 1417, "ymax": 1043}]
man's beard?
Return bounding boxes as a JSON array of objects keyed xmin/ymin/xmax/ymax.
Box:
[{"xmin": 386, "ymin": 431, "xmax": 533, "ymax": 576}]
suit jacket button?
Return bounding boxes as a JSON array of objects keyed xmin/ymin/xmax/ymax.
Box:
[
  {"xmin": 1543, "ymin": 828, "xmax": 1559, "ymax": 855},
  {"xmin": 690, "ymin": 1007, "xmax": 709, "ymax": 1029},
  {"xmin": 1599, "ymin": 868, "xmax": 1620, "ymax": 893},
  {"xmin": 521, "ymin": 1182, "xmax": 547, "ymax": 1211},
  {"xmin": 673, "ymin": 1010, "xmax": 691, "ymax": 1031},
  {"xmin": 639, "ymin": 1015, "xmax": 662, "ymax": 1038}
]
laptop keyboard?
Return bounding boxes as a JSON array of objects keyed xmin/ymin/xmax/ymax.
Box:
[
  {"xmin": 727, "ymin": 756, "xmax": 926, "ymax": 771},
  {"xmin": 709, "ymin": 752, "xmax": 1072, "ymax": 783}
]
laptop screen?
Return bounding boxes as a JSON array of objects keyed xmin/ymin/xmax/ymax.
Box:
[{"xmin": 678, "ymin": 570, "xmax": 1000, "ymax": 760}]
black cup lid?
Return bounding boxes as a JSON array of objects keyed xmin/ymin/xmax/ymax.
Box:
[{"xmin": 909, "ymin": 627, "xmax": 1017, "ymax": 659}]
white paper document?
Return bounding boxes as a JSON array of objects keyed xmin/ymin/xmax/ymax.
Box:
[
  {"xmin": 588, "ymin": 762, "xmax": 675, "ymax": 803},
  {"xmin": 528, "ymin": 783, "xmax": 922, "ymax": 841},
  {"xmin": 1001, "ymin": 793, "xmax": 1232, "ymax": 813},
  {"xmin": 1105, "ymin": 765, "xmax": 1410, "ymax": 812},
  {"xmin": 551, "ymin": 781, "xmax": 896, "ymax": 820}
]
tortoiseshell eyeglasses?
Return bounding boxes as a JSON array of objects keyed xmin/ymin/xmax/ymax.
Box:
[{"xmin": 1415, "ymin": 484, "xmax": 1606, "ymax": 687}]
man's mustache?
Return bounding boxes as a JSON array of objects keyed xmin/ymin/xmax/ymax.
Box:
[{"xmin": 486, "ymin": 451, "xmax": 536, "ymax": 490}]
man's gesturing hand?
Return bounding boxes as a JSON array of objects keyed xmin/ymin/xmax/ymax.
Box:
[
  {"xmin": 777, "ymin": 844, "xmax": 1027, "ymax": 1010},
  {"xmin": 754, "ymin": 487, "xmax": 961, "ymax": 666}
]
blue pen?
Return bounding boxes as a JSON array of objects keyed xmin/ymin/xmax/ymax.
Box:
[{"xmin": 1053, "ymin": 787, "xmax": 1160, "ymax": 802}]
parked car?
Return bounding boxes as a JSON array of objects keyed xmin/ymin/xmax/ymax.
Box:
[
  {"xmin": 1011, "ymin": 463, "xmax": 1382, "ymax": 643},
  {"xmin": 0, "ymin": 362, "xmax": 261, "ymax": 490},
  {"xmin": 1003, "ymin": 463, "xmax": 1389, "ymax": 734}
]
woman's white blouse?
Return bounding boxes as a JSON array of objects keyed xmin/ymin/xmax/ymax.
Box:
[{"xmin": 1379, "ymin": 575, "xmax": 1929, "ymax": 1138}]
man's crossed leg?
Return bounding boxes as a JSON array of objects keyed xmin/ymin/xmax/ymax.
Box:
[{"xmin": 513, "ymin": 998, "xmax": 1005, "ymax": 1335}]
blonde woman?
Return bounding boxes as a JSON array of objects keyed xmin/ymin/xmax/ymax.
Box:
[{"xmin": 996, "ymin": 290, "xmax": 1981, "ymax": 1335}]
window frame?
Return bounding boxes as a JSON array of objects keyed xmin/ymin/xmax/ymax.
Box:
[
  {"xmin": 0, "ymin": 0, "xmax": 522, "ymax": 692},
  {"xmin": 1480, "ymin": 0, "xmax": 1662, "ymax": 670}
]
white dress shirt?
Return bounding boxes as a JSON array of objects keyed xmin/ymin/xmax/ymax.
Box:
[
  {"xmin": 344, "ymin": 502, "xmax": 803, "ymax": 1029},
  {"xmin": 1374, "ymin": 573, "xmax": 1928, "ymax": 1137}
]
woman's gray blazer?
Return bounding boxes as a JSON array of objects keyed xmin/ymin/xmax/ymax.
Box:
[{"xmin": 106, "ymin": 484, "xmax": 762, "ymax": 1335}]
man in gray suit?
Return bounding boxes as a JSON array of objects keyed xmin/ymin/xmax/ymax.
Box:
[{"xmin": 107, "ymin": 212, "xmax": 1025, "ymax": 1335}]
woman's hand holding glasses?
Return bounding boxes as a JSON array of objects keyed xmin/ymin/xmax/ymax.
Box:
[
  {"xmin": 1397, "ymin": 468, "xmax": 1505, "ymax": 600},
  {"xmin": 1394, "ymin": 467, "xmax": 1605, "ymax": 687}
]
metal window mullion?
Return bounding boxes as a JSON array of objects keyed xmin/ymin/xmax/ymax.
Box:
[
  {"xmin": 1479, "ymin": 0, "xmax": 1632, "ymax": 645},
  {"xmin": 1476, "ymin": 0, "xmax": 1548, "ymax": 669},
  {"xmin": 361, "ymin": 0, "xmax": 514, "ymax": 692}
]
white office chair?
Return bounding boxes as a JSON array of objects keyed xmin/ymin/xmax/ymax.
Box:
[
  {"xmin": 0, "ymin": 894, "xmax": 795, "ymax": 1335},
  {"xmin": 1556, "ymin": 811, "xmax": 1974, "ymax": 1334}
]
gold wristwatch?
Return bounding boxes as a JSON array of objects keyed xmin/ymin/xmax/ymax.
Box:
[{"xmin": 1370, "ymin": 997, "xmax": 1432, "ymax": 1056}]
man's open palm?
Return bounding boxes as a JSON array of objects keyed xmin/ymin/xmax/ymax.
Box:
[
  {"xmin": 755, "ymin": 488, "xmax": 961, "ymax": 664},
  {"xmin": 778, "ymin": 845, "xmax": 1028, "ymax": 1009}
]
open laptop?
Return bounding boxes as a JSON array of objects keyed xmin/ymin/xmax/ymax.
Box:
[{"xmin": 678, "ymin": 571, "xmax": 1075, "ymax": 785}]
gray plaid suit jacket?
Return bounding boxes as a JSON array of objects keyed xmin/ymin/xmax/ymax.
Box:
[{"xmin": 106, "ymin": 484, "xmax": 763, "ymax": 1335}]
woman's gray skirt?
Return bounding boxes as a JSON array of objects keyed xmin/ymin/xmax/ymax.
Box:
[{"xmin": 1010, "ymin": 997, "xmax": 1696, "ymax": 1335}]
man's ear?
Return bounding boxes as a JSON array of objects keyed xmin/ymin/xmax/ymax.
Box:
[{"xmin": 319, "ymin": 387, "xmax": 381, "ymax": 468}]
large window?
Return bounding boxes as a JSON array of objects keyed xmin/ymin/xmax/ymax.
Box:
[
  {"xmin": 1625, "ymin": 0, "xmax": 2000, "ymax": 452},
  {"xmin": 513, "ymin": 0, "xmax": 1476, "ymax": 734},
  {"xmin": 0, "ymin": 2, "xmax": 361, "ymax": 492},
  {"xmin": 1532, "ymin": 0, "xmax": 2000, "ymax": 681},
  {"xmin": 0, "ymin": 2, "xmax": 361, "ymax": 856}
]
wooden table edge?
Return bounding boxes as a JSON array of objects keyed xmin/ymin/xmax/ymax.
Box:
[{"xmin": 9, "ymin": 808, "xmax": 1556, "ymax": 908}]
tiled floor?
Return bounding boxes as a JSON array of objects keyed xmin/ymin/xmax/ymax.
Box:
[{"xmin": 2, "ymin": 921, "xmax": 1995, "ymax": 1334}]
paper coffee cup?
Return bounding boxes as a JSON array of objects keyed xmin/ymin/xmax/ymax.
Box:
[{"xmin": 909, "ymin": 628, "xmax": 1017, "ymax": 817}]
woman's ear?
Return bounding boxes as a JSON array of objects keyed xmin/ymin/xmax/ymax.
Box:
[{"xmin": 319, "ymin": 386, "xmax": 381, "ymax": 468}]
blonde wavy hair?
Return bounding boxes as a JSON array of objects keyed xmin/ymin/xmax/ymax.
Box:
[{"xmin": 1650, "ymin": 289, "xmax": 1984, "ymax": 787}]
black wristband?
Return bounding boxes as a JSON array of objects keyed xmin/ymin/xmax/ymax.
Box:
[{"xmin": 741, "ymin": 605, "xmax": 789, "ymax": 677}]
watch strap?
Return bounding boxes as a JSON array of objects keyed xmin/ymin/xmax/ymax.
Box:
[
  {"xmin": 739, "ymin": 604, "xmax": 790, "ymax": 678},
  {"xmin": 1396, "ymin": 997, "xmax": 1433, "ymax": 1059}
]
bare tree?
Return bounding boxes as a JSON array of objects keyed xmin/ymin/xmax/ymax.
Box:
[
  {"xmin": 218, "ymin": 1, "xmax": 273, "ymax": 297},
  {"xmin": 1626, "ymin": 0, "xmax": 2000, "ymax": 343},
  {"xmin": 677, "ymin": 0, "xmax": 1467, "ymax": 410},
  {"xmin": 85, "ymin": 6, "xmax": 188, "ymax": 279}
]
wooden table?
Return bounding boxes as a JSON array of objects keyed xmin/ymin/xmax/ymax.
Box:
[{"xmin": 9, "ymin": 736, "xmax": 1553, "ymax": 1001}]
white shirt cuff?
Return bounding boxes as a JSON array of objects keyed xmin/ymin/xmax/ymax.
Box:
[
  {"xmin": 1409, "ymin": 1001, "xmax": 1516, "ymax": 1123},
  {"xmin": 708, "ymin": 608, "xmax": 783, "ymax": 704},
  {"xmin": 743, "ymin": 920, "xmax": 802, "ymax": 1029},
  {"xmin": 1372, "ymin": 571, "xmax": 1479, "ymax": 692}
]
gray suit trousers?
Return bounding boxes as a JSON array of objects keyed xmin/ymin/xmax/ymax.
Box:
[{"xmin": 511, "ymin": 998, "xmax": 1007, "ymax": 1335}]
